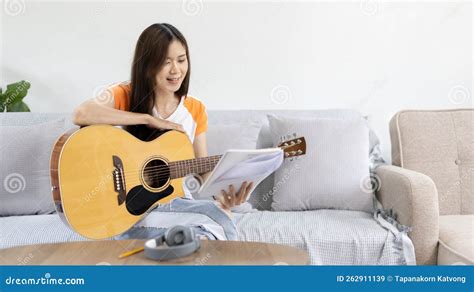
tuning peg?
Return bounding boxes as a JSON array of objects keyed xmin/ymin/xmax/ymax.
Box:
[
  {"xmin": 284, "ymin": 152, "xmax": 290, "ymax": 157},
  {"xmin": 296, "ymin": 139, "xmax": 302, "ymax": 144},
  {"xmin": 297, "ymin": 150, "xmax": 303, "ymax": 154}
]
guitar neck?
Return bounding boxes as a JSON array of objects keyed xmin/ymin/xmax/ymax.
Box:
[
  {"xmin": 169, "ymin": 155, "xmax": 223, "ymax": 179},
  {"xmin": 166, "ymin": 136, "xmax": 307, "ymax": 179}
]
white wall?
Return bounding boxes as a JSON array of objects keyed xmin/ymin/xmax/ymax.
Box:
[{"xmin": 1, "ymin": 0, "xmax": 472, "ymax": 162}]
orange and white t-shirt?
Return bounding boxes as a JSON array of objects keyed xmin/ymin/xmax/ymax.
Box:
[{"xmin": 111, "ymin": 83, "xmax": 208, "ymax": 143}]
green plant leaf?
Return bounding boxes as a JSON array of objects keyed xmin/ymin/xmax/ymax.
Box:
[
  {"xmin": 2, "ymin": 81, "xmax": 31, "ymax": 108},
  {"xmin": 0, "ymin": 86, "xmax": 5, "ymax": 105},
  {"xmin": 6, "ymin": 101, "xmax": 31, "ymax": 112}
]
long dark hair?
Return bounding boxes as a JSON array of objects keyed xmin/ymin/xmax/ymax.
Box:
[{"xmin": 125, "ymin": 23, "xmax": 191, "ymax": 141}]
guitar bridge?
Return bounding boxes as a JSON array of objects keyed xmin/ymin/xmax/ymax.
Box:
[{"xmin": 112, "ymin": 155, "xmax": 126, "ymax": 205}]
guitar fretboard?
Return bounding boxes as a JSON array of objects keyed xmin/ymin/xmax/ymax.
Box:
[{"xmin": 168, "ymin": 155, "xmax": 223, "ymax": 179}]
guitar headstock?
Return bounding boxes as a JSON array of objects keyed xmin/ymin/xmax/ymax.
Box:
[{"xmin": 277, "ymin": 137, "xmax": 306, "ymax": 158}]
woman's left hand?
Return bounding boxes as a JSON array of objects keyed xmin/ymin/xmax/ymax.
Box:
[{"xmin": 214, "ymin": 181, "xmax": 254, "ymax": 211}]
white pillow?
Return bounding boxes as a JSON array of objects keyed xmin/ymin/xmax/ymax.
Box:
[
  {"xmin": 206, "ymin": 121, "xmax": 261, "ymax": 156},
  {"xmin": 0, "ymin": 118, "xmax": 65, "ymax": 216},
  {"xmin": 268, "ymin": 115, "xmax": 373, "ymax": 213}
]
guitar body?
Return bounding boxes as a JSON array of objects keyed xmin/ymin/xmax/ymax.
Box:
[{"xmin": 50, "ymin": 125, "xmax": 194, "ymax": 240}]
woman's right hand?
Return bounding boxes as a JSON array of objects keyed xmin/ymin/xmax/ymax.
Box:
[{"xmin": 146, "ymin": 115, "xmax": 185, "ymax": 133}]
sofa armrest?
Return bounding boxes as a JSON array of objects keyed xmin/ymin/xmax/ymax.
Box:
[{"xmin": 375, "ymin": 165, "xmax": 439, "ymax": 265}]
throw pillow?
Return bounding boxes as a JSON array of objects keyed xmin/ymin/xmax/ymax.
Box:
[
  {"xmin": 206, "ymin": 121, "xmax": 262, "ymax": 156},
  {"xmin": 267, "ymin": 115, "xmax": 373, "ymax": 213},
  {"xmin": 0, "ymin": 118, "xmax": 66, "ymax": 216}
]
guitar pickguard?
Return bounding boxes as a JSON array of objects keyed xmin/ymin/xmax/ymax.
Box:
[{"xmin": 125, "ymin": 185, "xmax": 174, "ymax": 216}]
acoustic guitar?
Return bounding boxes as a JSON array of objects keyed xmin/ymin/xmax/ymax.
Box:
[{"xmin": 50, "ymin": 125, "xmax": 306, "ymax": 239}]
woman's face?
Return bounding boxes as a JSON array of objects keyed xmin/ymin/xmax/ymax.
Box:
[{"xmin": 155, "ymin": 40, "xmax": 188, "ymax": 95}]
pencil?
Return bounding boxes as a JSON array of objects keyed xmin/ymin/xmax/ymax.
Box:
[{"xmin": 118, "ymin": 247, "xmax": 144, "ymax": 259}]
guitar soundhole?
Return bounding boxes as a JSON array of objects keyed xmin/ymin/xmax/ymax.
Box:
[{"xmin": 142, "ymin": 158, "xmax": 170, "ymax": 189}]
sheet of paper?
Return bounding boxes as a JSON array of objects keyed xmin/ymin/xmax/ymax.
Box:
[{"xmin": 196, "ymin": 148, "xmax": 283, "ymax": 200}]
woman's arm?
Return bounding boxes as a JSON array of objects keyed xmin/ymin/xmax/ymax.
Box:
[
  {"xmin": 193, "ymin": 132, "xmax": 208, "ymax": 158},
  {"xmin": 72, "ymin": 89, "xmax": 184, "ymax": 132},
  {"xmin": 193, "ymin": 133, "xmax": 211, "ymax": 181}
]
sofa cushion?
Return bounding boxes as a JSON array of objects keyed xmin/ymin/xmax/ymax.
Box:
[
  {"xmin": 0, "ymin": 210, "xmax": 413, "ymax": 265},
  {"xmin": 0, "ymin": 214, "xmax": 89, "ymax": 250},
  {"xmin": 390, "ymin": 109, "xmax": 474, "ymax": 215},
  {"xmin": 0, "ymin": 118, "xmax": 65, "ymax": 216},
  {"xmin": 267, "ymin": 115, "xmax": 373, "ymax": 212},
  {"xmin": 205, "ymin": 121, "xmax": 261, "ymax": 156},
  {"xmin": 438, "ymin": 215, "xmax": 474, "ymax": 265},
  {"xmin": 234, "ymin": 209, "xmax": 412, "ymax": 265},
  {"xmin": 0, "ymin": 112, "xmax": 74, "ymax": 128}
]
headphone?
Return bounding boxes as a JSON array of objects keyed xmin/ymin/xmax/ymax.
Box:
[{"xmin": 144, "ymin": 225, "xmax": 201, "ymax": 261}]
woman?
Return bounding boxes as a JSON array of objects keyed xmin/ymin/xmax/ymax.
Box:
[{"xmin": 73, "ymin": 23, "xmax": 252, "ymax": 238}]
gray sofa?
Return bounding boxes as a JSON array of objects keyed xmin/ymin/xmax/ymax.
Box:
[{"xmin": 1, "ymin": 110, "xmax": 420, "ymax": 265}]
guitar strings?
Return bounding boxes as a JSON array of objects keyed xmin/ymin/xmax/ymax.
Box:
[
  {"xmin": 110, "ymin": 159, "xmax": 221, "ymax": 183},
  {"xmin": 116, "ymin": 144, "xmax": 295, "ymax": 178},
  {"xmin": 86, "ymin": 143, "xmax": 295, "ymax": 178},
  {"xmin": 127, "ymin": 163, "xmax": 215, "ymax": 181},
  {"xmin": 116, "ymin": 157, "xmax": 221, "ymax": 177},
  {"xmin": 115, "ymin": 162, "xmax": 216, "ymax": 185},
  {"xmin": 83, "ymin": 145, "xmax": 297, "ymax": 184},
  {"xmin": 94, "ymin": 152, "xmax": 294, "ymax": 184},
  {"xmin": 117, "ymin": 151, "xmax": 294, "ymax": 184},
  {"xmin": 99, "ymin": 151, "xmax": 296, "ymax": 183},
  {"xmin": 110, "ymin": 143, "xmax": 295, "ymax": 177},
  {"xmin": 112, "ymin": 156, "xmax": 221, "ymax": 177}
]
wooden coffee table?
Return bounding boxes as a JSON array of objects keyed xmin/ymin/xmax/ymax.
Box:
[{"xmin": 0, "ymin": 240, "xmax": 310, "ymax": 265}]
